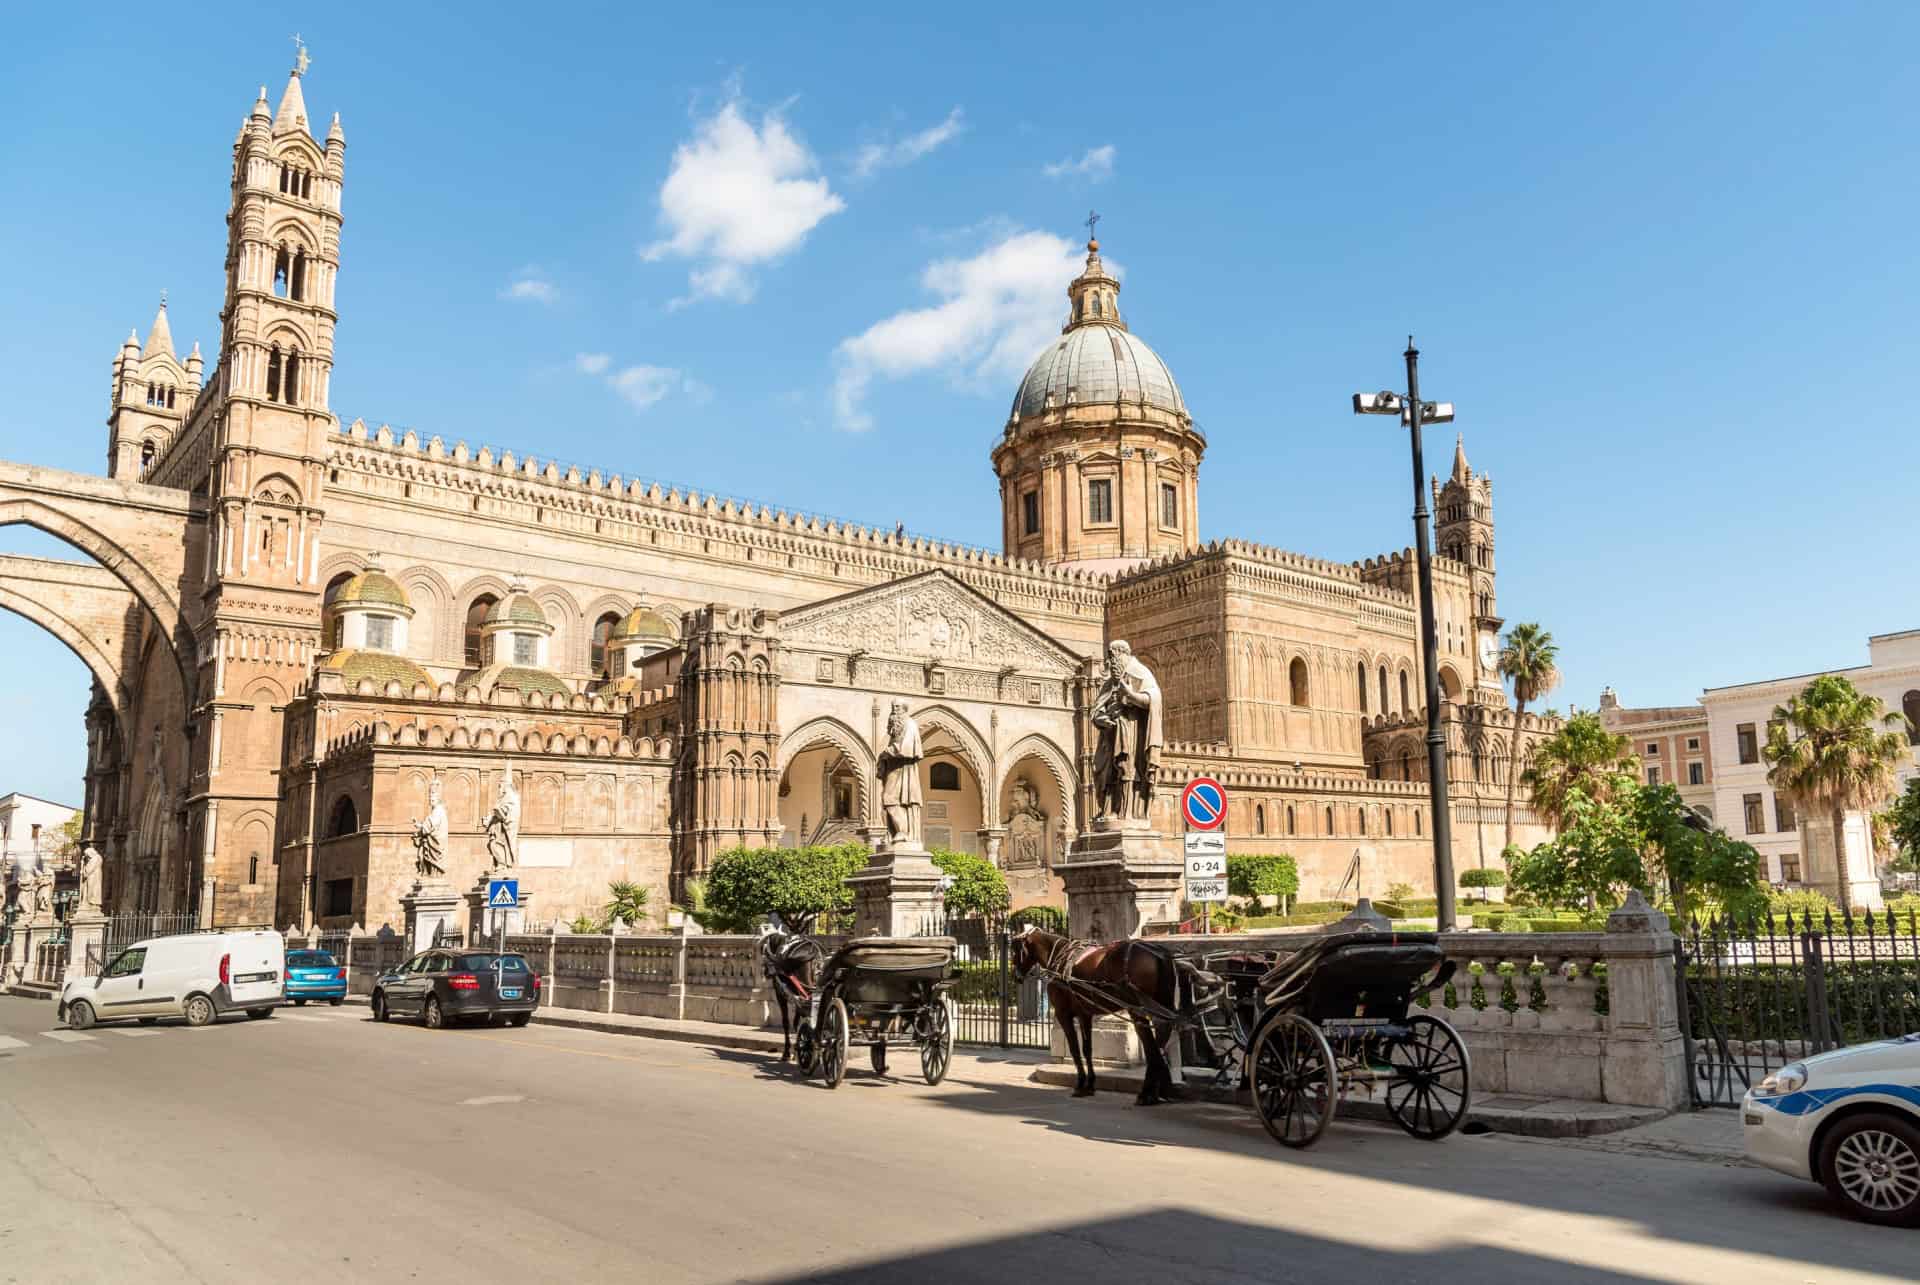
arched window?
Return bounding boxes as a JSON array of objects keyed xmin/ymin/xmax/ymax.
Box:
[
  {"xmin": 1285, "ymin": 805, "xmax": 1296, "ymax": 835},
  {"xmin": 1400, "ymin": 750, "xmax": 1412, "ymax": 781},
  {"xmin": 929, "ymin": 761, "xmax": 961, "ymax": 791},
  {"xmin": 1379, "ymin": 666, "xmax": 1389, "ymax": 713},
  {"xmin": 1092, "ymin": 294, "xmax": 1103, "ymax": 318},
  {"xmin": 1357, "ymin": 661, "xmax": 1368, "ymax": 713},
  {"xmin": 1415, "ymin": 810, "xmax": 1422, "ymax": 836},
  {"xmin": 291, "ymin": 249, "xmax": 308, "ymax": 302},
  {"xmin": 248, "ymin": 854, "xmax": 259, "ymax": 884},
  {"xmin": 464, "ymin": 595, "xmax": 498, "ymax": 667},
  {"xmin": 591, "ymin": 611, "xmax": 622, "ymax": 676},
  {"xmin": 1386, "ymin": 811, "xmax": 1393, "ymax": 837},
  {"xmin": 139, "ymin": 440, "xmax": 157, "ymax": 476},
  {"xmin": 1358, "ymin": 809, "xmax": 1366, "ymax": 837},
  {"xmin": 1289, "ymin": 657, "xmax": 1310, "ymax": 707},
  {"xmin": 284, "ymin": 349, "xmax": 300, "ymax": 405},
  {"xmin": 273, "ymin": 247, "xmax": 290, "ymax": 298},
  {"xmin": 1400, "ymin": 670, "xmax": 1411, "ymax": 713},
  {"xmin": 1906, "ymin": 690, "xmax": 1920, "ymax": 746},
  {"xmin": 322, "ymin": 571, "xmax": 355, "ymax": 648},
  {"xmin": 327, "ymin": 795, "xmax": 358, "ymax": 838},
  {"xmin": 1325, "ymin": 805, "xmax": 1334, "ymax": 834},
  {"xmin": 266, "ymin": 346, "xmax": 283, "ymax": 401},
  {"xmin": 1472, "ymin": 746, "xmax": 1484, "ymax": 782},
  {"xmin": 165, "ymin": 386, "xmax": 175, "ymax": 409},
  {"xmin": 1255, "ymin": 804, "xmax": 1266, "ymax": 835}
]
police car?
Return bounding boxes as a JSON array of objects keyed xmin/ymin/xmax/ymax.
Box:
[{"xmin": 1743, "ymin": 1033, "xmax": 1920, "ymax": 1226}]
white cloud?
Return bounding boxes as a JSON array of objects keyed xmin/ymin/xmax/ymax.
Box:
[
  {"xmin": 642, "ymin": 93, "xmax": 846, "ymax": 305},
  {"xmin": 832, "ymin": 229, "xmax": 1098, "ymax": 432},
  {"xmin": 1043, "ymin": 144, "xmax": 1116, "ymax": 181},
  {"xmin": 501, "ymin": 269, "xmax": 557, "ymax": 304},
  {"xmin": 576, "ymin": 354, "xmax": 708, "ymax": 413},
  {"xmin": 851, "ymin": 108, "xmax": 965, "ymax": 178}
]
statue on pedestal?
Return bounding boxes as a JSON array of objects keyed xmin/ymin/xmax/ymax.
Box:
[
  {"xmin": 411, "ymin": 779, "xmax": 449, "ymax": 879},
  {"xmin": 877, "ymin": 699, "xmax": 924, "ymax": 848},
  {"xmin": 485, "ymin": 771, "xmax": 520, "ymax": 870},
  {"xmin": 1090, "ymin": 640, "xmax": 1164, "ymax": 824},
  {"xmin": 77, "ymin": 846, "xmax": 105, "ymax": 915}
]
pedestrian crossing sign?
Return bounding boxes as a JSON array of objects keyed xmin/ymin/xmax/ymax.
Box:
[{"xmin": 488, "ymin": 879, "xmax": 519, "ymax": 908}]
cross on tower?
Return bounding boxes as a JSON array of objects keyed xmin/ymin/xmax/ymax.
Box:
[
  {"xmin": 1085, "ymin": 210, "xmax": 1101, "ymax": 243},
  {"xmin": 291, "ymin": 33, "xmax": 311, "ymax": 77}
]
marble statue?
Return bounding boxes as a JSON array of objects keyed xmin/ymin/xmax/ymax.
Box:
[
  {"xmin": 77, "ymin": 845, "xmax": 105, "ymax": 914},
  {"xmin": 485, "ymin": 771, "xmax": 520, "ymax": 869},
  {"xmin": 1005, "ymin": 779, "xmax": 1047, "ymax": 869},
  {"xmin": 877, "ymin": 699, "xmax": 924, "ymax": 848},
  {"xmin": 411, "ymin": 778, "xmax": 449, "ymax": 878},
  {"xmin": 1090, "ymin": 640, "xmax": 1164, "ymax": 824}
]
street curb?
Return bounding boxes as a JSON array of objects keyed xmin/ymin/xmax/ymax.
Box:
[{"xmin": 342, "ymin": 994, "xmax": 786, "ymax": 1055}]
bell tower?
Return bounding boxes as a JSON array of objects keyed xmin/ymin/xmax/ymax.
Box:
[{"xmin": 1433, "ymin": 435, "xmax": 1502, "ymax": 693}]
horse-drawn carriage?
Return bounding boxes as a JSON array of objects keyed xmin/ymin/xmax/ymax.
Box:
[
  {"xmin": 1014, "ymin": 925, "xmax": 1471, "ymax": 1148},
  {"xmin": 761, "ymin": 922, "xmax": 957, "ymax": 1090}
]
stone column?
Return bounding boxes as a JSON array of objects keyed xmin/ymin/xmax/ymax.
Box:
[
  {"xmin": 400, "ymin": 880, "xmax": 462, "ymax": 952},
  {"xmin": 846, "ymin": 842, "xmax": 946, "ymax": 938},
  {"xmin": 1599, "ymin": 889, "xmax": 1688, "ymax": 1110},
  {"xmin": 978, "ymin": 827, "xmax": 1007, "ymax": 865}
]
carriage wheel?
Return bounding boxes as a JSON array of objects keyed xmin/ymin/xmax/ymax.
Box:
[
  {"xmin": 1250, "ymin": 1014, "xmax": 1337, "ymax": 1148},
  {"xmin": 818, "ymin": 998, "xmax": 849, "ymax": 1089},
  {"xmin": 870, "ymin": 1043, "xmax": 889, "ymax": 1075},
  {"xmin": 793, "ymin": 1019, "xmax": 817, "ymax": 1077},
  {"xmin": 1384, "ymin": 1014, "xmax": 1472, "ymax": 1140},
  {"xmin": 920, "ymin": 996, "xmax": 955, "ymax": 1086}
]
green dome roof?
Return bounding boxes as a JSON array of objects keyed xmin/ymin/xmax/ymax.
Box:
[
  {"xmin": 485, "ymin": 594, "xmax": 548, "ymax": 628},
  {"xmin": 333, "ymin": 569, "xmax": 410, "ymax": 611},
  {"xmin": 612, "ymin": 605, "xmax": 675, "ymax": 644},
  {"xmin": 321, "ymin": 649, "xmax": 433, "ymax": 691},
  {"xmin": 495, "ymin": 666, "xmax": 571, "ymax": 699}
]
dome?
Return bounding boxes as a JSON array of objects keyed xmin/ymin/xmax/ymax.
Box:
[
  {"xmin": 332, "ymin": 568, "xmax": 411, "ymax": 612},
  {"xmin": 611, "ymin": 605, "xmax": 675, "ymax": 646},
  {"xmin": 1011, "ymin": 325, "xmax": 1187, "ymax": 422},
  {"xmin": 319, "ymin": 649, "xmax": 432, "ymax": 691},
  {"xmin": 485, "ymin": 593, "xmax": 548, "ymax": 628}
]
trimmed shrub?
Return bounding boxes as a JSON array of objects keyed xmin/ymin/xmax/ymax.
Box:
[
  {"xmin": 929, "ymin": 848, "xmax": 1011, "ymax": 919},
  {"xmin": 1226, "ymin": 853, "xmax": 1300, "ymax": 901},
  {"xmin": 701, "ymin": 842, "xmax": 871, "ymax": 930},
  {"xmin": 1009, "ymin": 905, "xmax": 1066, "ymax": 934},
  {"xmin": 1460, "ymin": 868, "xmax": 1508, "ymax": 889}
]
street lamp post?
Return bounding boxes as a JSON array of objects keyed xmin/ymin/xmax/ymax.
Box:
[{"xmin": 1354, "ymin": 338, "xmax": 1457, "ymax": 932}]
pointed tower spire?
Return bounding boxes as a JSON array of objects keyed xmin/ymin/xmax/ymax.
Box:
[
  {"xmin": 273, "ymin": 38, "xmax": 310, "ymax": 134},
  {"xmin": 143, "ymin": 293, "xmax": 176, "ymax": 361},
  {"xmin": 1451, "ymin": 433, "xmax": 1470, "ymax": 484}
]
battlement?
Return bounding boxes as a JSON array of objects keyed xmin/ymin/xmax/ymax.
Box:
[
  {"xmin": 1110, "ymin": 536, "xmax": 1423, "ymax": 615},
  {"xmin": 318, "ymin": 715, "xmax": 673, "ymax": 764}
]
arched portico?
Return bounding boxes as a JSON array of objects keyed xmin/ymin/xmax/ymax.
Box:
[{"xmin": 0, "ymin": 555, "xmax": 147, "ymax": 733}]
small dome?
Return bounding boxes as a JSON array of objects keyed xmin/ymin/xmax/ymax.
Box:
[
  {"xmin": 333, "ymin": 569, "xmax": 411, "ymax": 611},
  {"xmin": 612, "ymin": 605, "xmax": 675, "ymax": 646},
  {"xmin": 1011, "ymin": 325, "xmax": 1187, "ymax": 421},
  {"xmin": 485, "ymin": 594, "xmax": 548, "ymax": 628},
  {"xmin": 495, "ymin": 666, "xmax": 571, "ymax": 699},
  {"xmin": 320, "ymin": 649, "xmax": 432, "ymax": 690}
]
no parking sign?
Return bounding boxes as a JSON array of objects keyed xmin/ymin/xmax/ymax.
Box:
[{"xmin": 1180, "ymin": 777, "xmax": 1226, "ymax": 831}]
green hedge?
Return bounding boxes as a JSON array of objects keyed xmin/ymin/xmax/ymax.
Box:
[
  {"xmin": 1685, "ymin": 962, "xmax": 1920, "ymax": 1048},
  {"xmin": 1460, "ymin": 867, "xmax": 1508, "ymax": 889},
  {"xmin": 1009, "ymin": 905, "xmax": 1065, "ymax": 934}
]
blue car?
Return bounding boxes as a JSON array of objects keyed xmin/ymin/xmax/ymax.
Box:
[{"xmin": 284, "ymin": 949, "xmax": 348, "ymax": 1005}]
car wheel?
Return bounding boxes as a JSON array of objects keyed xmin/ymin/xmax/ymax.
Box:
[
  {"xmin": 328, "ymin": 998, "xmax": 344, "ymax": 1007},
  {"xmin": 66, "ymin": 1000, "xmax": 96, "ymax": 1031},
  {"xmin": 424, "ymin": 997, "xmax": 445, "ymax": 1030},
  {"xmin": 509, "ymin": 1013, "xmax": 531, "ymax": 1027},
  {"xmin": 184, "ymin": 995, "xmax": 216, "ymax": 1028},
  {"xmin": 246, "ymin": 1008, "xmax": 274, "ymax": 1021},
  {"xmin": 1820, "ymin": 1111, "xmax": 1920, "ymax": 1227},
  {"xmin": 293, "ymin": 998, "xmax": 306, "ymax": 1007},
  {"xmin": 372, "ymin": 992, "xmax": 389, "ymax": 1022}
]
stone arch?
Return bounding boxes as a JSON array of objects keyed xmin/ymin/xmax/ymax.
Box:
[
  {"xmin": 527, "ymin": 582, "xmax": 582, "ymax": 672},
  {"xmin": 395, "ymin": 564, "xmax": 453, "ymax": 662},
  {"xmin": 909, "ymin": 703, "xmax": 995, "ymax": 816},
  {"xmin": 777, "ymin": 716, "xmax": 876, "ymax": 824},
  {"xmin": 454, "ymin": 573, "xmax": 514, "ymax": 667},
  {"xmin": 997, "ymin": 731, "xmax": 1076, "ymax": 829},
  {"xmin": 1438, "ymin": 664, "xmax": 1463, "ymax": 702},
  {"xmin": 0, "ymin": 556, "xmax": 146, "ymax": 735},
  {"xmin": 580, "ymin": 592, "xmax": 631, "ymax": 676}
]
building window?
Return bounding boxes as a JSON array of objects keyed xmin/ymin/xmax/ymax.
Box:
[
  {"xmin": 1290, "ymin": 657, "xmax": 1309, "ymax": 707},
  {"xmin": 1254, "ymin": 804, "xmax": 1265, "ymax": 835},
  {"xmin": 1325, "ymin": 805, "xmax": 1334, "ymax": 834},
  {"xmin": 1159, "ymin": 482, "xmax": 1178, "ymax": 528},
  {"xmin": 1646, "ymin": 765, "xmax": 1660, "ymax": 786},
  {"xmin": 591, "ymin": 612, "xmax": 621, "ymax": 677},
  {"xmin": 1776, "ymin": 796, "xmax": 1796, "ymax": 832},
  {"xmin": 1087, "ymin": 478, "xmax": 1113, "ymax": 524},
  {"xmin": 1022, "ymin": 490, "xmax": 1039, "ymax": 535},
  {"xmin": 1415, "ymin": 810, "xmax": 1422, "ymax": 836},
  {"xmin": 1379, "ymin": 666, "xmax": 1389, "ymax": 714},
  {"xmin": 1400, "ymin": 670, "xmax": 1411, "ymax": 712},
  {"xmin": 1285, "ymin": 805, "xmax": 1295, "ymax": 835},
  {"xmin": 1742, "ymin": 793, "xmax": 1765, "ymax": 835},
  {"xmin": 1780, "ymin": 853, "xmax": 1801, "ymax": 883},
  {"xmin": 364, "ymin": 614, "xmax": 394, "ymax": 651},
  {"xmin": 1646, "ymin": 742, "xmax": 1659, "ymax": 755},
  {"xmin": 1736, "ymin": 723, "xmax": 1758, "ymax": 765},
  {"xmin": 1357, "ymin": 661, "xmax": 1368, "ymax": 713},
  {"xmin": 1686, "ymin": 737, "xmax": 1700, "ymax": 751},
  {"xmin": 1688, "ymin": 761, "xmax": 1704, "ymax": 786},
  {"xmin": 463, "ymin": 596, "xmax": 497, "ymax": 667},
  {"xmin": 512, "ymin": 633, "xmax": 538, "ymax": 666},
  {"xmin": 1386, "ymin": 811, "xmax": 1393, "ymax": 837},
  {"xmin": 266, "ymin": 346, "xmax": 283, "ymax": 401},
  {"xmin": 1905, "ymin": 690, "xmax": 1920, "ymax": 746},
  {"xmin": 929, "ymin": 761, "xmax": 961, "ymax": 791},
  {"xmin": 248, "ymin": 855, "xmax": 259, "ymax": 884},
  {"xmin": 323, "ymin": 877, "xmax": 353, "ymax": 918},
  {"xmin": 327, "ymin": 795, "xmax": 357, "ymax": 838},
  {"xmin": 139, "ymin": 440, "xmax": 157, "ymax": 476}
]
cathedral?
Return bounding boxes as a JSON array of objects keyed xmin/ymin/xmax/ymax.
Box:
[{"xmin": 26, "ymin": 54, "xmax": 1553, "ymax": 934}]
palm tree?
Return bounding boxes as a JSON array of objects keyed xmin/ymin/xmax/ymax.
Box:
[
  {"xmin": 1521, "ymin": 711, "xmax": 1637, "ymax": 832},
  {"xmin": 1763, "ymin": 674, "xmax": 1911, "ymax": 914},
  {"xmin": 1498, "ymin": 622, "xmax": 1560, "ymax": 851}
]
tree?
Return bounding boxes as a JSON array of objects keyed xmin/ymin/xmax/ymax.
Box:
[
  {"xmin": 1226, "ymin": 853, "xmax": 1300, "ymax": 905},
  {"xmin": 929, "ymin": 848, "xmax": 1010, "ymax": 919},
  {"xmin": 1507, "ymin": 788, "xmax": 1644, "ymax": 911},
  {"xmin": 698, "ymin": 843, "xmax": 872, "ymax": 931},
  {"xmin": 601, "ymin": 880, "xmax": 651, "ymax": 930},
  {"xmin": 1497, "ymin": 622, "xmax": 1560, "ymax": 851},
  {"xmin": 1459, "ymin": 867, "xmax": 1506, "ymax": 901},
  {"xmin": 1630, "ymin": 783, "xmax": 1765, "ymax": 921},
  {"xmin": 55, "ymin": 813, "xmax": 84, "ymax": 858},
  {"xmin": 1521, "ymin": 712, "xmax": 1637, "ymax": 832},
  {"xmin": 1886, "ymin": 778, "xmax": 1920, "ymax": 876},
  {"xmin": 1764, "ymin": 674, "xmax": 1911, "ymax": 914}
]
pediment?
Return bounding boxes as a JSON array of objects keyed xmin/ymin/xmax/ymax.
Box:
[{"xmin": 781, "ymin": 571, "xmax": 1080, "ymax": 676}]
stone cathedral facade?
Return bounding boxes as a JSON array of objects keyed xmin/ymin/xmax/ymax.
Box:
[{"xmin": 23, "ymin": 55, "xmax": 1554, "ymax": 934}]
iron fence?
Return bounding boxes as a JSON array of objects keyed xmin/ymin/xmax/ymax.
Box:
[
  {"xmin": 1679, "ymin": 907, "xmax": 1920, "ymax": 1107},
  {"xmin": 921, "ymin": 912, "xmax": 1052, "ymax": 1050},
  {"xmin": 102, "ymin": 913, "xmax": 200, "ymax": 960}
]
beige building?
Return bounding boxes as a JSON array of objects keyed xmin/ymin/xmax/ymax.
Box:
[
  {"xmin": 1597, "ymin": 689, "xmax": 1715, "ymax": 820},
  {"xmin": 0, "ymin": 52, "xmax": 1557, "ymax": 934}
]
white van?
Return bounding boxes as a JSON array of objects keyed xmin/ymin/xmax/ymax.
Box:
[{"xmin": 57, "ymin": 930, "xmax": 286, "ymax": 1029}]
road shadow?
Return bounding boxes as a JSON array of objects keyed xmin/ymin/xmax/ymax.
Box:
[{"xmin": 737, "ymin": 1207, "xmax": 1670, "ymax": 1285}]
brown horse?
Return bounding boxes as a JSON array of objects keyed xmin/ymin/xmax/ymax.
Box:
[{"xmin": 1010, "ymin": 925, "xmax": 1183, "ymax": 1105}]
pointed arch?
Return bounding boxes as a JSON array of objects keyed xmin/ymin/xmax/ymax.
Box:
[
  {"xmin": 909, "ymin": 703, "xmax": 996, "ymax": 816},
  {"xmin": 396, "ymin": 564, "xmax": 453, "ymax": 662},
  {"xmin": 997, "ymin": 731, "xmax": 1076, "ymax": 831},
  {"xmin": 777, "ymin": 716, "xmax": 876, "ymax": 824}
]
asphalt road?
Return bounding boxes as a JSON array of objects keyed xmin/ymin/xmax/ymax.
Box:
[{"xmin": 0, "ymin": 995, "xmax": 1910, "ymax": 1284}]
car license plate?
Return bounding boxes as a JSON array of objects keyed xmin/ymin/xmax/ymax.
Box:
[
  {"xmin": 235, "ymin": 971, "xmax": 275, "ymax": 984},
  {"xmin": 500, "ymin": 987, "xmax": 522, "ymax": 1000}
]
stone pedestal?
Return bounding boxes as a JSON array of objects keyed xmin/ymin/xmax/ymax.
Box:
[
  {"xmin": 1599, "ymin": 890, "xmax": 1689, "ymax": 1111},
  {"xmin": 400, "ymin": 881, "xmax": 461, "ymax": 952},
  {"xmin": 1804, "ymin": 810, "xmax": 1885, "ymax": 911},
  {"xmin": 846, "ymin": 843, "xmax": 946, "ymax": 938},
  {"xmin": 65, "ymin": 913, "xmax": 107, "ymax": 984},
  {"xmin": 1057, "ymin": 825, "xmax": 1183, "ymax": 941},
  {"xmin": 465, "ymin": 876, "xmax": 533, "ymax": 946}
]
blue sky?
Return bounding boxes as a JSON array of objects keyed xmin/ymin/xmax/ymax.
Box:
[{"xmin": 1, "ymin": 2, "xmax": 1915, "ymax": 805}]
